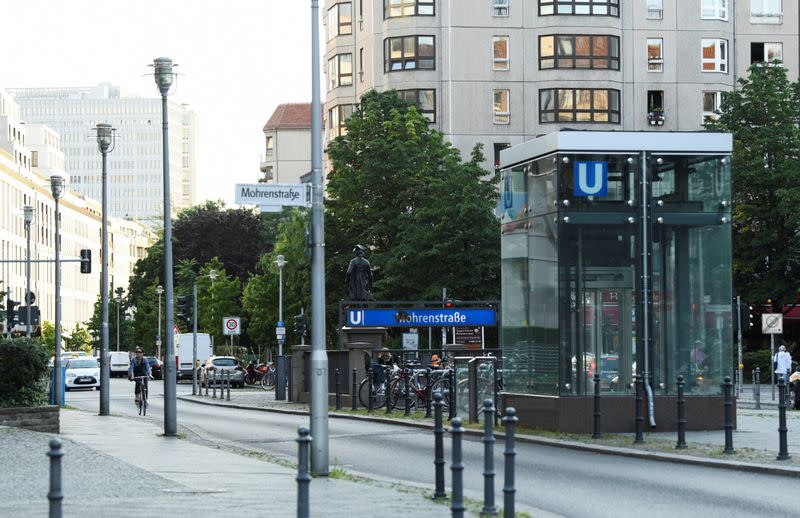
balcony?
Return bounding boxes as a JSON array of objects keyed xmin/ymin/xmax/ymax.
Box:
[{"xmin": 647, "ymin": 111, "xmax": 665, "ymax": 126}]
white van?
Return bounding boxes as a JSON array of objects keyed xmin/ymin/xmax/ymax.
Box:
[
  {"xmin": 109, "ymin": 351, "xmax": 131, "ymax": 377},
  {"xmin": 175, "ymin": 333, "xmax": 213, "ymax": 380}
]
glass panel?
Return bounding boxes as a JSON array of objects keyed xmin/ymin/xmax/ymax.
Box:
[
  {"xmin": 540, "ymin": 36, "xmax": 555, "ymax": 57},
  {"xmin": 592, "ymin": 36, "xmax": 607, "ymax": 57},
  {"xmin": 404, "ymin": 37, "xmax": 416, "ymax": 58},
  {"xmin": 540, "ymin": 89, "xmax": 555, "ymax": 111},
  {"xmin": 575, "ymin": 90, "xmax": 592, "ymax": 110},
  {"xmin": 576, "ymin": 36, "xmax": 591, "ymax": 56},
  {"xmin": 418, "ymin": 90, "xmax": 434, "ymax": 111},
  {"xmin": 391, "ymin": 38, "xmax": 403, "ymax": 59},
  {"xmin": 558, "ymin": 89, "xmax": 574, "ymax": 110},
  {"xmin": 594, "ymin": 89, "xmax": 608, "ymax": 110},
  {"xmin": 494, "ymin": 37, "xmax": 509, "ymax": 60},
  {"xmin": 558, "ymin": 37, "xmax": 573, "ymax": 56},
  {"xmin": 651, "ymin": 155, "xmax": 731, "ymax": 211}
]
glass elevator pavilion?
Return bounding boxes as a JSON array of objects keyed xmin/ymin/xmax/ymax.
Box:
[{"xmin": 499, "ymin": 131, "xmax": 734, "ymax": 432}]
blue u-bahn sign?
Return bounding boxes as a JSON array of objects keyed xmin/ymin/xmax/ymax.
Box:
[{"xmin": 346, "ymin": 308, "xmax": 496, "ymax": 328}]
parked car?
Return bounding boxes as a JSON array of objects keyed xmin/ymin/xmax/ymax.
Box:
[
  {"xmin": 145, "ymin": 357, "xmax": 163, "ymax": 380},
  {"xmin": 200, "ymin": 356, "xmax": 245, "ymax": 388},
  {"xmin": 109, "ymin": 351, "xmax": 130, "ymax": 378},
  {"xmin": 599, "ymin": 354, "xmax": 619, "ymax": 389},
  {"xmin": 64, "ymin": 357, "xmax": 100, "ymax": 391}
]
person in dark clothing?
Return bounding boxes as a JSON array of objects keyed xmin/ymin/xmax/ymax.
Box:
[
  {"xmin": 371, "ymin": 348, "xmax": 393, "ymax": 385},
  {"xmin": 128, "ymin": 347, "xmax": 152, "ymax": 402}
]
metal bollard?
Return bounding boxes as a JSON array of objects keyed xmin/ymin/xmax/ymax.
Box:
[
  {"xmin": 47, "ymin": 438, "xmax": 64, "ymax": 518},
  {"xmin": 296, "ymin": 427, "xmax": 312, "ymax": 518},
  {"xmin": 204, "ymin": 371, "xmax": 209, "ymax": 396},
  {"xmin": 386, "ymin": 373, "xmax": 394, "ymax": 414},
  {"xmin": 754, "ymin": 368, "xmax": 761, "ymax": 410},
  {"xmin": 481, "ymin": 399, "xmax": 498, "ymax": 516},
  {"xmin": 777, "ymin": 376, "xmax": 791, "ymax": 461},
  {"xmin": 352, "ymin": 368, "xmax": 358, "ymax": 410},
  {"xmin": 368, "ymin": 368, "xmax": 374, "ymax": 413},
  {"xmin": 451, "ymin": 417, "xmax": 466, "ymax": 518},
  {"xmin": 226, "ymin": 370, "xmax": 231, "ymax": 401},
  {"xmin": 502, "ymin": 408, "xmax": 518, "ymax": 518},
  {"xmin": 425, "ymin": 368, "xmax": 432, "ymax": 419},
  {"xmin": 212, "ymin": 371, "xmax": 217, "ymax": 399},
  {"xmin": 432, "ymin": 391, "xmax": 447, "ymax": 500},
  {"xmin": 448, "ymin": 369, "xmax": 456, "ymax": 421},
  {"xmin": 335, "ymin": 368, "xmax": 341, "ymax": 410},
  {"xmin": 404, "ymin": 371, "xmax": 411, "ymax": 416},
  {"xmin": 592, "ymin": 373, "xmax": 602, "ymax": 439},
  {"xmin": 676, "ymin": 375, "xmax": 687, "ymax": 449},
  {"xmin": 634, "ymin": 374, "xmax": 644, "ymax": 443},
  {"xmin": 723, "ymin": 376, "xmax": 734, "ymax": 454}
]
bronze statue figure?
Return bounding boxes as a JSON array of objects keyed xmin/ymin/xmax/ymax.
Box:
[{"xmin": 346, "ymin": 244, "xmax": 374, "ymax": 301}]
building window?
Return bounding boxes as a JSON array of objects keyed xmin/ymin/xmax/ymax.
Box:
[
  {"xmin": 647, "ymin": 0, "xmax": 663, "ymax": 19},
  {"xmin": 751, "ymin": 42, "xmax": 783, "ymax": 64},
  {"xmin": 384, "ymin": 0, "xmax": 434, "ymax": 18},
  {"xmin": 539, "ymin": 88, "xmax": 620, "ymax": 123},
  {"xmin": 265, "ymin": 136, "xmax": 274, "ymax": 156},
  {"xmin": 384, "ymin": 36, "xmax": 435, "ymax": 72},
  {"xmin": 493, "ymin": 90, "xmax": 511, "ymax": 124},
  {"xmin": 328, "ymin": 54, "xmax": 353, "ymax": 89},
  {"xmin": 751, "ymin": 0, "xmax": 782, "ymax": 24},
  {"xmin": 538, "ymin": 0, "xmax": 619, "ymax": 16},
  {"xmin": 701, "ymin": 0, "xmax": 728, "ymax": 20},
  {"xmin": 359, "ymin": 48, "xmax": 365, "ymax": 81},
  {"xmin": 701, "ymin": 39, "xmax": 728, "ymax": 73},
  {"xmin": 31, "ymin": 150, "xmax": 38, "ymax": 168},
  {"xmin": 327, "ymin": 3, "xmax": 353, "ymax": 40},
  {"xmin": 647, "ymin": 38, "xmax": 663, "ymax": 72},
  {"xmin": 493, "ymin": 0, "xmax": 509, "ymax": 17},
  {"xmin": 702, "ymin": 91, "xmax": 722, "ymax": 123},
  {"xmin": 328, "ymin": 104, "xmax": 355, "ymax": 139},
  {"xmin": 539, "ymin": 35, "xmax": 620, "ymax": 70},
  {"xmin": 398, "ymin": 89, "xmax": 436, "ymax": 122},
  {"xmin": 647, "ymin": 90, "xmax": 665, "ymax": 126},
  {"xmin": 493, "ymin": 143, "xmax": 511, "ymax": 170},
  {"xmin": 493, "ymin": 36, "xmax": 510, "ymax": 71}
]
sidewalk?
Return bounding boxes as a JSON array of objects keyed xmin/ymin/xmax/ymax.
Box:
[
  {"xmin": 0, "ymin": 409, "xmax": 458, "ymax": 518},
  {"xmin": 179, "ymin": 386, "xmax": 800, "ymax": 475}
]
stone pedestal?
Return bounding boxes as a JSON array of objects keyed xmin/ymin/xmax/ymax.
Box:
[{"xmin": 342, "ymin": 327, "xmax": 387, "ymax": 388}]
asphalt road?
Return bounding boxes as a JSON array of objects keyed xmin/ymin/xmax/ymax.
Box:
[{"xmin": 67, "ymin": 379, "xmax": 786, "ymax": 517}]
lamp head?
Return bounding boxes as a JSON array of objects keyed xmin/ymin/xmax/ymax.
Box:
[
  {"xmin": 49, "ymin": 175, "xmax": 65, "ymax": 200},
  {"xmin": 276, "ymin": 254, "xmax": 286, "ymax": 268},
  {"xmin": 152, "ymin": 57, "xmax": 175, "ymax": 96},
  {"xmin": 156, "ymin": 285, "xmax": 164, "ymax": 295},
  {"xmin": 209, "ymin": 269, "xmax": 218, "ymax": 281},
  {"xmin": 23, "ymin": 205, "xmax": 35, "ymax": 225},
  {"xmin": 96, "ymin": 123, "xmax": 115, "ymax": 153}
]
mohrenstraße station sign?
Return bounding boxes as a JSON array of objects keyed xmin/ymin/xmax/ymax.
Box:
[{"xmin": 235, "ymin": 183, "xmax": 310, "ymax": 208}]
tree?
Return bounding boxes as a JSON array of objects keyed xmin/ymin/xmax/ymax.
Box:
[
  {"xmin": 195, "ymin": 259, "xmax": 242, "ymax": 347},
  {"xmin": 87, "ymin": 288, "xmax": 135, "ymax": 353},
  {"xmin": 708, "ymin": 63, "xmax": 800, "ymax": 311},
  {"xmin": 326, "ymin": 90, "xmax": 500, "ymax": 304}
]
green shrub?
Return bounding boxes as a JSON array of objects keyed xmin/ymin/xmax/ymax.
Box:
[{"xmin": 0, "ymin": 337, "xmax": 50, "ymax": 408}]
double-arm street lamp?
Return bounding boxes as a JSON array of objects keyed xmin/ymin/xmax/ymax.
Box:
[
  {"xmin": 152, "ymin": 56, "xmax": 178, "ymax": 436},
  {"xmin": 96, "ymin": 122, "xmax": 115, "ymax": 416},
  {"xmin": 23, "ymin": 205, "xmax": 34, "ymax": 338},
  {"xmin": 49, "ymin": 175, "xmax": 65, "ymax": 408}
]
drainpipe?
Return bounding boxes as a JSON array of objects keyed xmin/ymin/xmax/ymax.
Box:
[{"xmin": 641, "ymin": 151, "xmax": 656, "ymax": 428}]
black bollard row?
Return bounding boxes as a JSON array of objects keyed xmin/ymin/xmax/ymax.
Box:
[
  {"xmin": 777, "ymin": 377, "xmax": 791, "ymax": 461},
  {"xmin": 432, "ymin": 391, "xmax": 447, "ymax": 500},
  {"xmin": 368, "ymin": 368, "xmax": 374, "ymax": 413},
  {"xmin": 425, "ymin": 368, "xmax": 432, "ymax": 419},
  {"xmin": 226, "ymin": 370, "xmax": 231, "ymax": 401},
  {"xmin": 634, "ymin": 374, "xmax": 644, "ymax": 443},
  {"xmin": 404, "ymin": 371, "xmax": 411, "ymax": 416},
  {"xmin": 592, "ymin": 373, "xmax": 602, "ymax": 439},
  {"xmin": 296, "ymin": 427, "xmax": 312, "ymax": 518},
  {"xmin": 351, "ymin": 368, "xmax": 358, "ymax": 410},
  {"xmin": 503, "ymin": 408, "xmax": 518, "ymax": 518},
  {"xmin": 47, "ymin": 438, "xmax": 64, "ymax": 518},
  {"xmin": 723, "ymin": 376, "xmax": 734, "ymax": 454},
  {"xmin": 212, "ymin": 370, "xmax": 218, "ymax": 399},
  {"xmin": 448, "ymin": 369, "xmax": 456, "ymax": 421},
  {"xmin": 482, "ymin": 399, "xmax": 498, "ymax": 516},
  {"xmin": 335, "ymin": 368, "xmax": 341, "ymax": 410},
  {"xmin": 676, "ymin": 375, "xmax": 687, "ymax": 449},
  {"xmin": 450, "ymin": 418, "xmax": 465, "ymax": 518}
]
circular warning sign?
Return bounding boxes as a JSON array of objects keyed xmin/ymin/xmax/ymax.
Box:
[{"xmin": 223, "ymin": 317, "xmax": 241, "ymax": 335}]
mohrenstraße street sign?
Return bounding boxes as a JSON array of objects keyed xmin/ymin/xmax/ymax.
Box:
[
  {"xmin": 346, "ymin": 308, "xmax": 496, "ymax": 327},
  {"xmin": 235, "ymin": 183, "xmax": 310, "ymax": 208}
]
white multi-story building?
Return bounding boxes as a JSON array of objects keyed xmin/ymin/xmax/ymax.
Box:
[
  {"xmin": 0, "ymin": 89, "xmax": 156, "ymax": 332},
  {"xmin": 9, "ymin": 84, "xmax": 198, "ymax": 226},
  {"xmin": 324, "ymin": 0, "xmax": 798, "ymax": 170},
  {"xmin": 259, "ymin": 103, "xmax": 313, "ymax": 185}
]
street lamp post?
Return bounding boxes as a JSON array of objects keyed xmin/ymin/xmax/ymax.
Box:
[
  {"xmin": 23, "ymin": 205, "xmax": 34, "ymax": 338},
  {"xmin": 115, "ymin": 293, "xmax": 122, "ymax": 352},
  {"xmin": 276, "ymin": 255, "xmax": 286, "ymax": 356},
  {"xmin": 96, "ymin": 122, "xmax": 115, "ymax": 417},
  {"xmin": 153, "ymin": 56, "xmax": 178, "ymax": 436},
  {"xmin": 49, "ymin": 175, "xmax": 65, "ymax": 408},
  {"xmin": 156, "ymin": 285, "xmax": 164, "ymax": 358},
  {"xmin": 209, "ymin": 269, "xmax": 217, "ymax": 355}
]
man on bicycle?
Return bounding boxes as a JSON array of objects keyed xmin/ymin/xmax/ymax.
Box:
[{"xmin": 128, "ymin": 347, "xmax": 152, "ymax": 403}]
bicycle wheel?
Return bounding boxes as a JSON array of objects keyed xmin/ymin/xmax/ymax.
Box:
[
  {"xmin": 388, "ymin": 378, "xmax": 415, "ymax": 411},
  {"xmin": 142, "ymin": 391, "xmax": 148, "ymax": 417},
  {"xmin": 431, "ymin": 376, "xmax": 454, "ymax": 409},
  {"xmin": 358, "ymin": 378, "xmax": 387, "ymax": 409},
  {"xmin": 260, "ymin": 371, "xmax": 276, "ymax": 390}
]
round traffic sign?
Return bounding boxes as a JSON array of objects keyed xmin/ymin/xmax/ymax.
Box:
[{"xmin": 226, "ymin": 319, "xmax": 238, "ymax": 330}]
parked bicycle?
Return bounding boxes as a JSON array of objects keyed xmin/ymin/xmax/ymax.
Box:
[{"xmin": 387, "ymin": 364, "xmax": 453, "ymax": 411}]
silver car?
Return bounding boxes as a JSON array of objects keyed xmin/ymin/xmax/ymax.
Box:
[{"xmin": 201, "ymin": 356, "xmax": 245, "ymax": 388}]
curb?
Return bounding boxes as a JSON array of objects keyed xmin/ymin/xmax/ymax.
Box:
[{"xmin": 177, "ymin": 395, "xmax": 800, "ymax": 478}]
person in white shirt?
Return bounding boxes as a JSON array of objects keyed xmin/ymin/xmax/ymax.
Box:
[{"xmin": 774, "ymin": 345, "xmax": 792, "ymax": 382}]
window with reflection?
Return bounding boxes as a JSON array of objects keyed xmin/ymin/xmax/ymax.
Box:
[
  {"xmin": 328, "ymin": 104, "xmax": 355, "ymax": 140},
  {"xmin": 328, "ymin": 54, "xmax": 353, "ymax": 90},
  {"xmin": 493, "ymin": 89, "xmax": 510, "ymax": 124},
  {"xmin": 493, "ymin": 36, "xmax": 510, "ymax": 71},
  {"xmin": 701, "ymin": 39, "xmax": 728, "ymax": 72},
  {"xmin": 539, "ymin": 35, "xmax": 619, "ymax": 70},
  {"xmin": 327, "ymin": 3, "xmax": 353, "ymax": 41},
  {"xmin": 702, "ymin": 91, "xmax": 722, "ymax": 123},
  {"xmin": 384, "ymin": 0, "xmax": 435, "ymax": 17},
  {"xmin": 384, "ymin": 36, "xmax": 435, "ymax": 71},
  {"xmin": 539, "ymin": 88, "xmax": 620, "ymax": 123},
  {"xmin": 751, "ymin": 0, "xmax": 783, "ymax": 24},
  {"xmin": 539, "ymin": 0, "xmax": 619, "ymax": 16},
  {"xmin": 397, "ymin": 89, "xmax": 436, "ymax": 122},
  {"xmin": 647, "ymin": 38, "xmax": 663, "ymax": 72}
]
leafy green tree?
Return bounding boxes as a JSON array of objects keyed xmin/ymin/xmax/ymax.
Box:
[
  {"xmin": 195, "ymin": 259, "xmax": 242, "ymax": 347},
  {"xmin": 326, "ymin": 90, "xmax": 500, "ymax": 304},
  {"xmin": 87, "ymin": 287, "xmax": 135, "ymax": 353},
  {"xmin": 708, "ymin": 63, "xmax": 800, "ymax": 311}
]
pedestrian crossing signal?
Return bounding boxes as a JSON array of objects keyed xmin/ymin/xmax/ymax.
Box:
[{"xmin": 80, "ymin": 249, "xmax": 91, "ymax": 274}]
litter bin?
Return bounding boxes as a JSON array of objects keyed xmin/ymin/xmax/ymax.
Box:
[{"xmin": 49, "ymin": 366, "xmax": 66, "ymax": 406}]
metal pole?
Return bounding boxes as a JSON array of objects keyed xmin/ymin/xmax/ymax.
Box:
[
  {"xmin": 634, "ymin": 374, "xmax": 644, "ymax": 443},
  {"xmin": 116, "ymin": 298, "xmax": 120, "ymax": 352},
  {"xmin": 676, "ymin": 375, "xmax": 687, "ymax": 449},
  {"xmin": 351, "ymin": 368, "xmax": 357, "ymax": 410},
  {"xmin": 24, "ymin": 212, "xmax": 31, "ymax": 338},
  {"xmin": 226, "ymin": 370, "xmax": 231, "ymax": 401},
  {"xmin": 736, "ymin": 296, "xmax": 743, "ymax": 397},
  {"xmin": 723, "ymin": 376, "xmax": 735, "ymax": 454},
  {"xmin": 425, "ymin": 368, "xmax": 432, "ymax": 418},
  {"xmin": 99, "ymin": 147, "xmax": 110, "ymax": 415},
  {"xmin": 335, "ymin": 369, "xmax": 341, "ymax": 410},
  {"xmin": 592, "ymin": 373, "xmax": 602, "ymax": 439},
  {"xmin": 157, "ymin": 288, "xmax": 162, "ymax": 359},
  {"xmin": 777, "ymin": 376, "xmax": 791, "ymax": 460},
  {"xmin": 155, "ymin": 57, "xmax": 178, "ymax": 437},
  {"xmin": 296, "ymin": 427, "xmax": 312, "ymax": 518},
  {"xmin": 451, "ymin": 417, "xmax": 465, "ymax": 518},
  {"xmin": 278, "ymin": 259, "xmax": 284, "ymax": 357},
  {"xmin": 310, "ymin": 0, "xmax": 329, "ymax": 475},
  {"xmin": 404, "ymin": 370, "xmax": 411, "ymax": 416},
  {"xmin": 53, "ymin": 194, "xmax": 63, "ymax": 408},
  {"xmin": 771, "ymin": 334, "xmax": 775, "ymax": 401},
  {"xmin": 192, "ymin": 283, "xmax": 198, "ymax": 395},
  {"xmin": 754, "ymin": 368, "xmax": 761, "ymax": 410},
  {"xmin": 432, "ymin": 391, "xmax": 446, "ymax": 499},
  {"xmin": 47, "ymin": 438, "xmax": 64, "ymax": 518},
  {"xmin": 481, "ymin": 399, "xmax": 497, "ymax": 516},
  {"xmin": 502, "ymin": 408, "xmax": 518, "ymax": 518},
  {"xmin": 368, "ymin": 367, "xmax": 374, "ymax": 413}
]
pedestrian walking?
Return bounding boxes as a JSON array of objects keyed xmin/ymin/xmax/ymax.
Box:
[{"xmin": 774, "ymin": 345, "xmax": 792, "ymax": 382}]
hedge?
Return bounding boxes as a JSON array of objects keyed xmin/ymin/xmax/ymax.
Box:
[{"xmin": 0, "ymin": 337, "xmax": 50, "ymax": 408}]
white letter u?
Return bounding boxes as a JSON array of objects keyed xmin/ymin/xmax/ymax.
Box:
[{"xmin": 577, "ymin": 163, "xmax": 604, "ymax": 195}]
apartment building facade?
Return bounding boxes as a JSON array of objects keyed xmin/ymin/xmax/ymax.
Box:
[
  {"xmin": 9, "ymin": 84, "xmax": 198, "ymax": 226},
  {"xmin": 324, "ymin": 0, "xmax": 798, "ymax": 170},
  {"xmin": 259, "ymin": 103, "xmax": 313, "ymax": 185}
]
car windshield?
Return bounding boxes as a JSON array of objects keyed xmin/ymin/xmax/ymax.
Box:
[
  {"xmin": 67, "ymin": 359, "xmax": 98, "ymax": 369},
  {"xmin": 212, "ymin": 358, "xmax": 238, "ymax": 367},
  {"xmin": 601, "ymin": 357, "xmax": 618, "ymax": 371}
]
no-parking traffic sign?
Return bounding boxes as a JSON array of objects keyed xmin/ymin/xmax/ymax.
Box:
[
  {"xmin": 761, "ymin": 313, "xmax": 783, "ymax": 334},
  {"xmin": 223, "ymin": 316, "xmax": 241, "ymax": 336}
]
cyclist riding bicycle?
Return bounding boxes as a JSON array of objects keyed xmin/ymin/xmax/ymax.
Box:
[{"xmin": 128, "ymin": 347, "xmax": 152, "ymax": 403}]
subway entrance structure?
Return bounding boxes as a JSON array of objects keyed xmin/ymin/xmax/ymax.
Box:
[{"xmin": 499, "ymin": 131, "xmax": 733, "ymax": 432}]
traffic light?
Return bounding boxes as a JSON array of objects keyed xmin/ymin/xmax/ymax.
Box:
[
  {"xmin": 293, "ymin": 313, "xmax": 307, "ymax": 337},
  {"xmin": 176, "ymin": 295, "xmax": 191, "ymax": 326},
  {"xmin": 443, "ymin": 299, "xmax": 454, "ymax": 309},
  {"xmin": 5, "ymin": 296, "xmax": 19, "ymax": 330},
  {"xmin": 734, "ymin": 300, "xmax": 755, "ymax": 335},
  {"xmin": 80, "ymin": 249, "xmax": 92, "ymax": 274}
]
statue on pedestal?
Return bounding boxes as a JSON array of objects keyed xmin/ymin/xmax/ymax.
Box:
[{"xmin": 346, "ymin": 244, "xmax": 374, "ymax": 301}]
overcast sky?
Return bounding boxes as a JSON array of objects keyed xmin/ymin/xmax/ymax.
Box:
[{"xmin": 4, "ymin": 0, "xmax": 323, "ymax": 204}]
